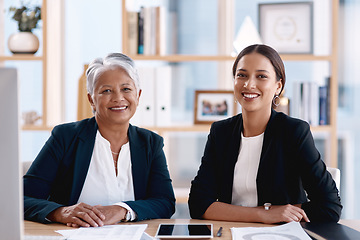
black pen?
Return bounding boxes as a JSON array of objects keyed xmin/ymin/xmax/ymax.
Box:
[{"xmin": 216, "ymin": 226, "xmax": 223, "ymax": 237}]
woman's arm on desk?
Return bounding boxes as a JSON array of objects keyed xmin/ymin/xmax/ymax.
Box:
[
  {"xmin": 203, "ymin": 202, "xmax": 309, "ymax": 223},
  {"xmin": 23, "ymin": 123, "xmax": 103, "ymax": 227}
]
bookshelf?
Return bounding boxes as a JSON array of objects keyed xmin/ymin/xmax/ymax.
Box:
[
  {"xmin": 121, "ymin": 0, "xmax": 339, "ymax": 169},
  {"xmin": 0, "ymin": 0, "xmax": 48, "ymax": 130}
]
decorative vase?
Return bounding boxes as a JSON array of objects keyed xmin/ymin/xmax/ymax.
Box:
[{"xmin": 8, "ymin": 32, "xmax": 40, "ymax": 54}]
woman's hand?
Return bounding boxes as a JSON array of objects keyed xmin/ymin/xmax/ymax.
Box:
[
  {"xmin": 259, "ymin": 204, "xmax": 310, "ymax": 224},
  {"xmin": 47, "ymin": 202, "xmax": 105, "ymax": 228},
  {"xmin": 95, "ymin": 205, "xmax": 128, "ymax": 225}
]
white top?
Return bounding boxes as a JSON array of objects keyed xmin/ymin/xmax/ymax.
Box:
[
  {"xmin": 231, "ymin": 132, "xmax": 264, "ymax": 207},
  {"xmin": 77, "ymin": 131, "xmax": 136, "ymax": 220}
]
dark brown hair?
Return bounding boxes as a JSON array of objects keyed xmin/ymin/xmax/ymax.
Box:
[{"xmin": 232, "ymin": 44, "xmax": 286, "ymax": 97}]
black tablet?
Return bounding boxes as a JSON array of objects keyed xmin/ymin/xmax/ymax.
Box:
[{"xmin": 155, "ymin": 224, "xmax": 213, "ymax": 239}]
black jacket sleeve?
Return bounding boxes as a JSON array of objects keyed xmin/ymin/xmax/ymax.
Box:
[
  {"xmin": 188, "ymin": 124, "xmax": 221, "ymax": 219},
  {"xmin": 292, "ymin": 120, "xmax": 342, "ymax": 222}
]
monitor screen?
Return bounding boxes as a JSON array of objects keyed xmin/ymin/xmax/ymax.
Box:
[{"xmin": 0, "ymin": 67, "xmax": 23, "ymax": 239}]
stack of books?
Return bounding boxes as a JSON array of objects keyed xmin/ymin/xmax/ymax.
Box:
[
  {"xmin": 127, "ymin": 6, "xmax": 168, "ymax": 55},
  {"xmin": 291, "ymin": 77, "xmax": 330, "ymax": 126}
]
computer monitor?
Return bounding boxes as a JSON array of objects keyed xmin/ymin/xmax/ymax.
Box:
[{"xmin": 0, "ymin": 67, "xmax": 23, "ymax": 239}]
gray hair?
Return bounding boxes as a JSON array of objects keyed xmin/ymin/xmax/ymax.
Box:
[{"xmin": 86, "ymin": 53, "xmax": 140, "ymax": 96}]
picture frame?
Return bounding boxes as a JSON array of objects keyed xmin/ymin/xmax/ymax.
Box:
[
  {"xmin": 258, "ymin": 2, "xmax": 313, "ymax": 54},
  {"xmin": 194, "ymin": 90, "xmax": 236, "ymax": 124}
]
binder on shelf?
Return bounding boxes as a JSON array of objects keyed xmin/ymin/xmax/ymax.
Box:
[
  {"xmin": 155, "ymin": 65, "xmax": 172, "ymax": 126},
  {"xmin": 132, "ymin": 67, "xmax": 156, "ymax": 127}
]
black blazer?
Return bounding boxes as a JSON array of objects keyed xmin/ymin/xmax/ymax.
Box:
[
  {"xmin": 189, "ymin": 110, "xmax": 342, "ymax": 222},
  {"xmin": 24, "ymin": 117, "xmax": 175, "ymax": 223}
]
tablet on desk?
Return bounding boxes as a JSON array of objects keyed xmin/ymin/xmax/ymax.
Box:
[{"xmin": 155, "ymin": 224, "xmax": 213, "ymax": 239}]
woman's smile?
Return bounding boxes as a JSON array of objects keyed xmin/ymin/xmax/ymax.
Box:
[{"xmin": 88, "ymin": 68, "xmax": 140, "ymax": 127}]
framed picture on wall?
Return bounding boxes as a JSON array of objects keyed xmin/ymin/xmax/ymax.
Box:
[
  {"xmin": 194, "ymin": 90, "xmax": 236, "ymax": 124},
  {"xmin": 258, "ymin": 2, "xmax": 313, "ymax": 54}
]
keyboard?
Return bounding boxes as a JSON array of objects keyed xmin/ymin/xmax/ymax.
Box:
[{"xmin": 24, "ymin": 235, "xmax": 66, "ymax": 240}]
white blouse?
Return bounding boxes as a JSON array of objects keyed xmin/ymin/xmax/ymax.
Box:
[
  {"xmin": 77, "ymin": 130, "xmax": 136, "ymax": 220},
  {"xmin": 231, "ymin": 132, "xmax": 264, "ymax": 207}
]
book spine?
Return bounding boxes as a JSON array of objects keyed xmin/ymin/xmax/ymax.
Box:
[
  {"xmin": 326, "ymin": 77, "xmax": 331, "ymax": 125},
  {"xmin": 155, "ymin": 6, "xmax": 167, "ymax": 55},
  {"xmin": 310, "ymin": 82, "xmax": 319, "ymax": 126},
  {"xmin": 138, "ymin": 7, "xmax": 144, "ymax": 54},
  {"xmin": 155, "ymin": 6, "xmax": 161, "ymax": 55},
  {"xmin": 127, "ymin": 11, "xmax": 139, "ymax": 55},
  {"xmin": 149, "ymin": 7, "xmax": 157, "ymax": 55},
  {"xmin": 143, "ymin": 7, "xmax": 152, "ymax": 55},
  {"xmin": 301, "ymin": 82, "xmax": 310, "ymax": 123},
  {"xmin": 319, "ymin": 86, "xmax": 328, "ymax": 125},
  {"xmin": 292, "ymin": 81, "xmax": 301, "ymax": 119}
]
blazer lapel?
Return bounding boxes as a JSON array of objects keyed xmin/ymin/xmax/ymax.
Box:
[
  {"xmin": 128, "ymin": 125, "xmax": 147, "ymax": 200},
  {"xmin": 221, "ymin": 115, "xmax": 243, "ymax": 203},
  {"xmin": 69, "ymin": 117, "xmax": 98, "ymax": 204}
]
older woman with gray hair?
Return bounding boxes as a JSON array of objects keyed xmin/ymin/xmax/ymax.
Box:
[{"xmin": 23, "ymin": 53, "xmax": 175, "ymax": 227}]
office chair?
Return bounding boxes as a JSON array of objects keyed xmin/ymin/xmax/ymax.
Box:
[{"xmin": 327, "ymin": 167, "xmax": 340, "ymax": 192}]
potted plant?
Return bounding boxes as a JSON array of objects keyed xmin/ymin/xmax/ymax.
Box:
[{"xmin": 7, "ymin": 3, "xmax": 42, "ymax": 54}]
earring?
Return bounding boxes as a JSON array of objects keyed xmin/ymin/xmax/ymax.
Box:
[{"xmin": 273, "ymin": 95, "xmax": 280, "ymax": 107}]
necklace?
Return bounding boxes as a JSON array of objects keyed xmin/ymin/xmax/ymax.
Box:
[
  {"xmin": 111, "ymin": 151, "xmax": 119, "ymax": 155},
  {"xmin": 113, "ymin": 157, "xmax": 118, "ymax": 176}
]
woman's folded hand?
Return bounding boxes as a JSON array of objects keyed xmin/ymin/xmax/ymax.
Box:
[{"xmin": 47, "ymin": 202, "xmax": 105, "ymax": 228}]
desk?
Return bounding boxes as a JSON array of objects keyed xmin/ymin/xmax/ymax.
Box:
[{"xmin": 25, "ymin": 219, "xmax": 360, "ymax": 239}]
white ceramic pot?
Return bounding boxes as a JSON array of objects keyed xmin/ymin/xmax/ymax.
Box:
[{"xmin": 8, "ymin": 32, "xmax": 40, "ymax": 54}]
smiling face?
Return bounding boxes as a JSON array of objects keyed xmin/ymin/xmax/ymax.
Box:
[
  {"xmin": 88, "ymin": 67, "xmax": 141, "ymax": 128},
  {"xmin": 234, "ymin": 52, "xmax": 282, "ymax": 115}
]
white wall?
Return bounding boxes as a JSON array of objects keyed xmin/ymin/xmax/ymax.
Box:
[
  {"xmin": 64, "ymin": 0, "xmax": 122, "ymax": 121},
  {"xmin": 337, "ymin": 0, "xmax": 360, "ymax": 219}
]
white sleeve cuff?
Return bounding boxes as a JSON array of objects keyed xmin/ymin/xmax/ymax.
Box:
[{"xmin": 114, "ymin": 202, "xmax": 137, "ymax": 221}]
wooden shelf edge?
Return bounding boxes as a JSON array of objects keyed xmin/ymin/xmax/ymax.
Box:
[
  {"xmin": 174, "ymin": 187, "xmax": 190, "ymax": 204},
  {"xmin": 0, "ymin": 55, "xmax": 44, "ymax": 61},
  {"xmin": 127, "ymin": 54, "xmax": 333, "ymax": 62},
  {"xmin": 143, "ymin": 125, "xmax": 211, "ymax": 133},
  {"xmin": 310, "ymin": 125, "xmax": 333, "ymax": 132},
  {"xmin": 280, "ymin": 54, "xmax": 333, "ymax": 61},
  {"xmin": 129, "ymin": 55, "xmax": 235, "ymax": 62},
  {"xmin": 22, "ymin": 125, "xmax": 53, "ymax": 131}
]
